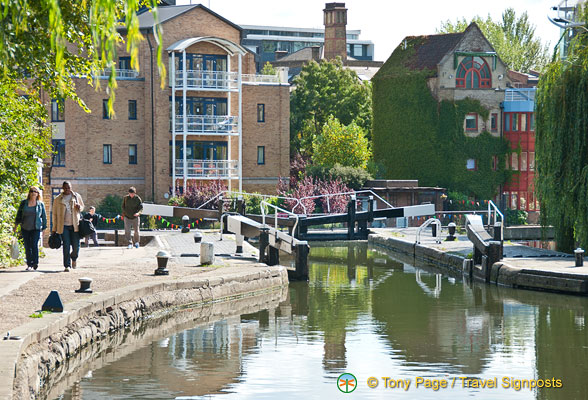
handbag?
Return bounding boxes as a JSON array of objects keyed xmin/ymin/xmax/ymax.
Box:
[
  {"xmin": 78, "ymin": 218, "xmax": 95, "ymax": 238},
  {"xmin": 10, "ymin": 237, "xmax": 19, "ymax": 259},
  {"xmin": 48, "ymin": 232, "xmax": 62, "ymax": 249}
]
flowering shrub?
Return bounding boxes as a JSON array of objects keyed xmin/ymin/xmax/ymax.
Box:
[
  {"xmin": 317, "ymin": 179, "xmax": 351, "ymax": 214},
  {"xmin": 183, "ymin": 180, "xmax": 227, "ymax": 209}
]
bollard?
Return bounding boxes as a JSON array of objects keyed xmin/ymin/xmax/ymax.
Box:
[
  {"xmin": 575, "ymin": 248, "xmax": 584, "ymax": 267},
  {"xmin": 75, "ymin": 277, "xmax": 93, "ymax": 293},
  {"xmin": 446, "ymin": 222, "xmax": 456, "ymax": 241},
  {"xmin": 200, "ymin": 242, "xmax": 215, "ymax": 265},
  {"xmin": 431, "ymin": 222, "xmax": 437, "ymax": 238},
  {"xmin": 155, "ymin": 250, "xmax": 170, "ymax": 275},
  {"xmin": 193, "ymin": 230, "xmax": 203, "ymax": 243},
  {"xmin": 236, "ymin": 234, "xmax": 244, "ymax": 254},
  {"xmin": 42, "ymin": 290, "xmax": 64, "ymax": 312},
  {"xmin": 259, "ymin": 227, "xmax": 269, "ymax": 264},
  {"xmin": 181, "ymin": 215, "xmax": 190, "ymax": 233}
]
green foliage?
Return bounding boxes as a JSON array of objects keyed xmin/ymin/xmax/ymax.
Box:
[
  {"xmin": 372, "ymin": 67, "xmax": 509, "ymax": 199},
  {"xmin": 306, "ymin": 164, "xmax": 372, "ymax": 190},
  {"xmin": 0, "ymin": 82, "xmax": 52, "ymax": 268},
  {"xmin": 506, "ymin": 209, "xmax": 528, "ymax": 226},
  {"xmin": 97, "ymin": 194, "xmax": 124, "ymax": 229},
  {"xmin": 312, "ymin": 116, "xmax": 371, "ymax": 169},
  {"xmin": 226, "ymin": 192, "xmax": 280, "ymax": 215},
  {"xmin": 290, "ymin": 57, "xmax": 372, "ymax": 155},
  {"xmin": 535, "ymin": 4, "xmax": 588, "ymax": 252},
  {"xmin": 167, "ymin": 196, "xmax": 187, "ymax": 207},
  {"xmin": 261, "ymin": 61, "xmax": 277, "ymax": 76},
  {"xmin": 438, "ymin": 8, "xmax": 549, "ymax": 73}
]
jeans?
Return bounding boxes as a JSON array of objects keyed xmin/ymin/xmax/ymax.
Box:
[
  {"xmin": 84, "ymin": 230, "xmax": 99, "ymax": 246},
  {"xmin": 124, "ymin": 217, "xmax": 140, "ymax": 245},
  {"xmin": 21, "ymin": 229, "xmax": 40, "ymax": 267},
  {"xmin": 62, "ymin": 225, "xmax": 80, "ymax": 268}
]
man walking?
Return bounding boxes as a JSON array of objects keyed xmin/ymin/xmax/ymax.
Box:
[
  {"xmin": 122, "ymin": 187, "xmax": 143, "ymax": 248},
  {"xmin": 52, "ymin": 181, "xmax": 84, "ymax": 271}
]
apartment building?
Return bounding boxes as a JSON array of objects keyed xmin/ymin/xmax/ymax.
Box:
[{"xmin": 47, "ymin": 4, "xmax": 290, "ymax": 207}]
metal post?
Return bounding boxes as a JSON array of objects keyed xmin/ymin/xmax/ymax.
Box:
[
  {"xmin": 182, "ymin": 50, "xmax": 187, "ymax": 193},
  {"xmin": 237, "ymin": 195, "xmax": 245, "ymax": 215},
  {"xmin": 575, "ymin": 248, "xmax": 584, "ymax": 267},
  {"xmin": 259, "ymin": 227, "xmax": 269, "ymax": 264},
  {"xmin": 238, "ymin": 53, "xmax": 243, "ymax": 192},
  {"xmin": 294, "ymin": 242, "xmax": 309, "ymax": 280},
  {"xmin": 236, "ymin": 234, "xmax": 244, "ymax": 254},
  {"xmin": 268, "ymin": 246, "xmax": 279, "ymax": 266},
  {"xmin": 347, "ymin": 195, "xmax": 356, "ymax": 240}
]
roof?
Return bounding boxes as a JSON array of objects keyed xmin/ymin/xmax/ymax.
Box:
[
  {"xmin": 167, "ymin": 37, "xmax": 247, "ymax": 56},
  {"xmin": 137, "ymin": 4, "xmax": 242, "ymax": 33}
]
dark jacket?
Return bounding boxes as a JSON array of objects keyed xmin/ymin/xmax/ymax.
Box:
[
  {"xmin": 122, "ymin": 194, "xmax": 143, "ymax": 219},
  {"xmin": 83, "ymin": 212, "xmax": 102, "ymax": 228},
  {"xmin": 15, "ymin": 200, "xmax": 47, "ymax": 231}
]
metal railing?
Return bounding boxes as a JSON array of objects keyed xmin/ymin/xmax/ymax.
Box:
[
  {"xmin": 504, "ymin": 88, "xmax": 536, "ymax": 102},
  {"xmin": 297, "ymin": 189, "xmax": 394, "ymax": 215},
  {"xmin": 196, "ymin": 191, "xmax": 301, "ymax": 212},
  {"xmin": 173, "ymin": 115, "xmax": 238, "ymax": 134},
  {"xmin": 487, "ymin": 199, "xmax": 504, "ymax": 239},
  {"xmin": 173, "ymin": 70, "xmax": 239, "ymax": 89},
  {"xmin": 416, "ymin": 218, "xmax": 442, "ymax": 244},
  {"xmin": 98, "ymin": 69, "xmax": 140, "ymax": 79},
  {"xmin": 174, "ymin": 159, "xmax": 238, "ymax": 178},
  {"xmin": 241, "ymin": 74, "xmax": 282, "ymax": 85},
  {"xmin": 261, "ymin": 200, "xmax": 299, "ymax": 235}
]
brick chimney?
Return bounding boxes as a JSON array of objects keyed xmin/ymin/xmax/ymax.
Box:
[{"xmin": 323, "ymin": 2, "xmax": 347, "ymax": 61}]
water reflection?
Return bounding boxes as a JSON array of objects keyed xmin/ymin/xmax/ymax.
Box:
[{"xmin": 57, "ymin": 242, "xmax": 588, "ymax": 399}]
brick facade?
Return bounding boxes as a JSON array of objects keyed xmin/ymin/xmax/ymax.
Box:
[{"xmin": 45, "ymin": 5, "xmax": 290, "ymax": 208}]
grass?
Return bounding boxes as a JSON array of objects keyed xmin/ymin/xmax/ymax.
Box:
[{"xmin": 29, "ymin": 310, "xmax": 51, "ymax": 318}]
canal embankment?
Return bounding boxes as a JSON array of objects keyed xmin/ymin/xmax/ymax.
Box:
[
  {"xmin": 0, "ymin": 231, "xmax": 288, "ymax": 400},
  {"xmin": 369, "ymin": 227, "xmax": 588, "ymax": 295}
]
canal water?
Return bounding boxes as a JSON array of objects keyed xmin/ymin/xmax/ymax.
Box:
[{"xmin": 57, "ymin": 243, "xmax": 587, "ymax": 400}]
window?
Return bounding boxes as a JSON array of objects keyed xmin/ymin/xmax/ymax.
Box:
[
  {"xmin": 128, "ymin": 100, "xmax": 137, "ymax": 120},
  {"xmin": 520, "ymin": 192, "xmax": 527, "ymax": 210},
  {"xmin": 490, "ymin": 113, "xmax": 498, "ymax": 132},
  {"xmin": 511, "ymin": 192, "xmax": 518, "ymax": 209},
  {"xmin": 529, "ymin": 113, "xmax": 535, "ymax": 131},
  {"xmin": 505, "ymin": 114, "xmax": 511, "ymax": 131},
  {"xmin": 103, "ymin": 99, "xmax": 111, "ymax": 119},
  {"xmin": 52, "ymin": 139, "xmax": 65, "ymax": 167},
  {"xmin": 257, "ymin": 146, "xmax": 265, "ymax": 165},
  {"xmin": 512, "ymin": 113, "xmax": 519, "ymax": 131},
  {"xmin": 118, "ymin": 56, "xmax": 131, "ymax": 70},
  {"xmin": 529, "ymin": 152, "xmax": 535, "ymax": 171},
  {"xmin": 257, "ymin": 104, "xmax": 265, "ymax": 122},
  {"xmin": 465, "ymin": 114, "xmax": 477, "ymax": 131},
  {"xmin": 456, "ymin": 56, "xmax": 492, "ymax": 88},
  {"xmin": 521, "ymin": 152, "xmax": 528, "ymax": 171},
  {"xmin": 466, "ymin": 159, "xmax": 476, "ymax": 170},
  {"xmin": 521, "ymin": 113, "xmax": 527, "ymax": 131},
  {"xmin": 511, "ymin": 152, "xmax": 519, "ymax": 171},
  {"xmin": 129, "ymin": 144, "xmax": 137, "ymax": 165},
  {"xmin": 51, "ymin": 99, "xmax": 65, "ymax": 122},
  {"xmin": 103, "ymin": 144, "xmax": 112, "ymax": 164},
  {"xmin": 529, "ymin": 192, "xmax": 535, "ymax": 210}
]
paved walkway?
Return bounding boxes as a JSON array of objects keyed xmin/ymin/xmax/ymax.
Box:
[{"xmin": 0, "ymin": 230, "xmax": 260, "ymax": 336}]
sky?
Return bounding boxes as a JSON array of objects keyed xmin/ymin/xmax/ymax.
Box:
[{"xmin": 177, "ymin": 0, "xmax": 563, "ymax": 61}]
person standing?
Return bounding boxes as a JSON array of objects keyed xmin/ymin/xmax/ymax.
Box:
[
  {"xmin": 52, "ymin": 181, "xmax": 84, "ymax": 272},
  {"xmin": 83, "ymin": 206, "xmax": 102, "ymax": 247},
  {"xmin": 14, "ymin": 186, "xmax": 47, "ymax": 271},
  {"xmin": 122, "ymin": 187, "xmax": 143, "ymax": 248}
]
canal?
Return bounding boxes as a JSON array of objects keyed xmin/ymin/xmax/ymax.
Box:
[{"xmin": 56, "ymin": 242, "xmax": 587, "ymax": 399}]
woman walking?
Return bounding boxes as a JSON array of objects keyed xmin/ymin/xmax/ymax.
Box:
[
  {"xmin": 52, "ymin": 181, "xmax": 84, "ymax": 272},
  {"xmin": 14, "ymin": 186, "xmax": 47, "ymax": 271}
]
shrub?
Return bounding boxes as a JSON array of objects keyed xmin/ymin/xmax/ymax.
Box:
[
  {"xmin": 97, "ymin": 194, "xmax": 124, "ymax": 229},
  {"xmin": 506, "ymin": 209, "xmax": 528, "ymax": 226},
  {"xmin": 183, "ymin": 180, "xmax": 227, "ymax": 209},
  {"xmin": 317, "ymin": 179, "xmax": 351, "ymax": 214},
  {"xmin": 0, "ymin": 184, "xmax": 21, "ymax": 267},
  {"xmin": 306, "ymin": 164, "xmax": 371, "ymax": 190},
  {"xmin": 312, "ymin": 116, "xmax": 371, "ymax": 169}
]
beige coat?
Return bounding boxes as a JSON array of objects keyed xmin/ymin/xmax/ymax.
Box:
[{"xmin": 52, "ymin": 191, "xmax": 85, "ymax": 234}]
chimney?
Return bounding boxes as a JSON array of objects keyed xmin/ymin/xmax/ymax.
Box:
[
  {"xmin": 275, "ymin": 50, "xmax": 288, "ymax": 60},
  {"xmin": 323, "ymin": 2, "xmax": 347, "ymax": 61}
]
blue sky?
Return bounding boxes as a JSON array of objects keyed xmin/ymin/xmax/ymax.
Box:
[{"xmin": 178, "ymin": 0, "xmax": 563, "ymax": 61}]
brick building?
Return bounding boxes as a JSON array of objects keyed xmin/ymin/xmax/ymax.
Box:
[{"xmin": 45, "ymin": 4, "xmax": 290, "ymax": 210}]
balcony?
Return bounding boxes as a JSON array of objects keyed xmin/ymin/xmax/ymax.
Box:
[
  {"xmin": 172, "ymin": 70, "xmax": 239, "ymax": 90},
  {"xmin": 173, "ymin": 115, "xmax": 238, "ymax": 135},
  {"xmin": 174, "ymin": 159, "xmax": 238, "ymax": 179},
  {"xmin": 504, "ymin": 88, "xmax": 536, "ymax": 113},
  {"xmin": 98, "ymin": 68, "xmax": 140, "ymax": 79},
  {"xmin": 242, "ymin": 74, "xmax": 283, "ymax": 85}
]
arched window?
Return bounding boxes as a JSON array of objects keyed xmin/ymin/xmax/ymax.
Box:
[{"xmin": 456, "ymin": 56, "xmax": 491, "ymax": 88}]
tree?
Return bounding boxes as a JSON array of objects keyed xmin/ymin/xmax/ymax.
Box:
[
  {"xmin": 290, "ymin": 58, "xmax": 372, "ymax": 156},
  {"xmin": 312, "ymin": 116, "xmax": 371, "ymax": 169},
  {"xmin": 261, "ymin": 61, "xmax": 277, "ymax": 76},
  {"xmin": 535, "ymin": 5, "xmax": 588, "ymax": 252},
  {"xmin": 438, "ymin": 8, "xmax": 549, "ymax": 72},
  {"xmin": 0, "ymin": 0, "xmax": 165, "ymax": 112}
]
